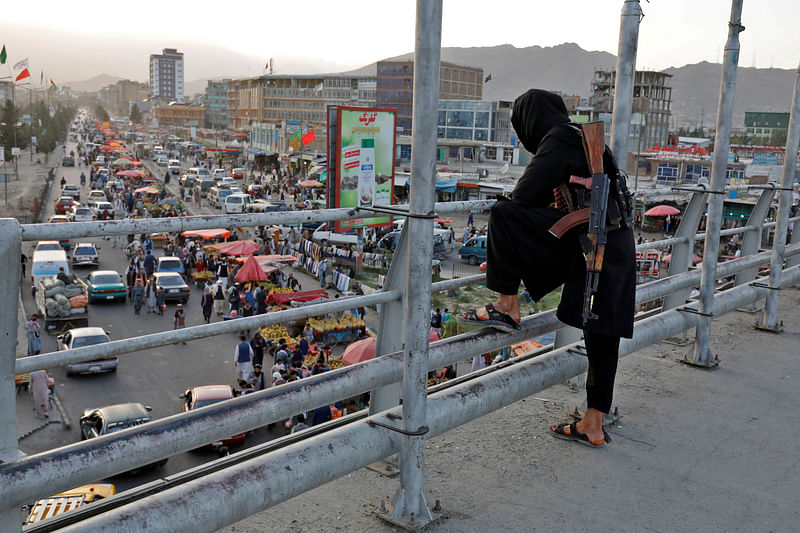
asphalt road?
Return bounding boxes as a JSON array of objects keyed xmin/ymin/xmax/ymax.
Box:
[{"xmin": 19, "ymin": 134, "xmax": 286, "ymax": 492}]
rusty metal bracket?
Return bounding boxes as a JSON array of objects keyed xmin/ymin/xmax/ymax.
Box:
[{"xmin": 367, "ymin": 420, "xmax": 429, "ymax": 437}]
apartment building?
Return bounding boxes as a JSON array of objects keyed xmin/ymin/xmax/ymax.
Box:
[
  {"xmin": 154, "ymin": 102, "xmax": 204, "ymax": 127},
  {"xmin": 205, "ymin": 80, "xmax": 229, "ymax": 130},
  {"xmin": 437, "ymin": 99, "xmax": 512, "ymax": 143},
  {"xmin": 149, "ymin": 48, "xmax": 185, "ymax": 103}
]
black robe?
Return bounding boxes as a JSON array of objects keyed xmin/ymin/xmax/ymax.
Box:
[{"xmin": 486, "ymin": 89, "xmax": 635, "ymax": 338}]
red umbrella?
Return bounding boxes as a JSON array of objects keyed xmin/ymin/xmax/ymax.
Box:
[
  {"xmin": 211, "ymin": 240, "xmax": 260, "ymax": 256},
  {"xmin": 342, "ymin": 330, "xmax": 440, "ymax": 366},
  {"xmin": 644, "ymin": 205, "xmax": 681, "ymax": 216},
  {"xmin": 298, "ymin": 179, "xmax": 323, "ymax": 188},
  {"xmin": 234, "ymin": 255, "xmax": 270, "ymax": 282},
  {"xmin": 117, "ymin": 170, "xmax": 146, "ymax": 177}
]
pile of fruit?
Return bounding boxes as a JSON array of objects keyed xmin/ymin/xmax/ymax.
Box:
[
  {"xmin": 268, "ymin": 287, "xmax": 293, "ymax": 295},
  {"xmin": 191, "ymin": 271, "xmax": 215, "ymax": 280},
  {"xmin": 307, "ymin": 315, "xmax": 366, "ymax": 334},
  {"xmin": 258, "ymin": 324, "xmax": 290, "ymax": 341}
]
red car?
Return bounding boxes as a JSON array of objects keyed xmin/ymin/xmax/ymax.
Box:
[
  {"xmin": 54, "ymin": 196, "xmax": 77, "ymax": 214},
  {"xmin": 232, "ymin": 168, "xmax": 245, "ymax": 179},
  {"xmin": 180, "ymin": 385, "xmax": 246, "ymax": 448}
]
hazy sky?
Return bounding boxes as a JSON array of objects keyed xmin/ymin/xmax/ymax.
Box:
[{"xmin": 1, "ymin": 0, "xmax": 798, "ymax": 84}]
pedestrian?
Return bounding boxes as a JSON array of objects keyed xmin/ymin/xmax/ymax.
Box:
[
  {"xmin": 156, "ymin": 287, "xmax": 166, "ymax": 315},
  {"xmin": 234, "ymin": 335, "xmax": 254, "ymax": 381},
  {"xmin": 200, "ymin": 287, "xmax": 213, "ymax": 323},
  {"xmin": 228, "ymin": 283, "xmax": 240, "ymax": 315},
  {"xmin": 145, "ymin": 277, "xmax": 157, "ymax": 313},
  {"xmin": 325, "ymin": 258, "xmax": 333, "ymax": 289},
  {"xmin": 217, "ymin": 261, "xmax": 230, "ymax": 291},
  {"xmin": 132, "ymin": 278, "xmax": 145, "ymax": 314},
  {"xmin": 173, "ymin": 303, "xmax": 187, "ymax": 344},
  {"xmin": 29, "ymin": 369, "xmax": 50, "ymax": 419},
  {"xmin": 27, "ymin": 314, "xmax": 41, "ymax": 356},
  {"xmin": 250, "ymin": 332, "xmax": 267, "ymax": 368},
  {"xmin": 125, "ymin": 260, "xmax": 139, "ymax": 300},
  {"xmin": 194, "ymin": 187, "xmax": 201, "ymax": 208},
  {"xmin": 458, "ymin": 89, "xmax": 635, "ymax": 447},
  {"xmin": 143, "ymin": 250, "xmax": 156, "ymax": 278},
  {"xmin": 250, "ymin": 364, "xmax": 266, "ymax": 391},
  {"xmin": 21, "ymin": 252, "xmax": 28, "ymax": 280},
  {"xmin": 213, "ymin": 281, "xmax": 226, "ymax": 316},
  {"xmin": 467, "ymin": 211, "xmax": 474, "ymax": 227}
]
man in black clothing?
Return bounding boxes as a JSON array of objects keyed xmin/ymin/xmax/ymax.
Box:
[{"xmin": 460, "ymin": 89, "xmax": 635, "ymax": 447}]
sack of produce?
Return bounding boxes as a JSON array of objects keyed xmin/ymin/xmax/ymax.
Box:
[
  {"xmin": 69, "ymin": 294, "xmax": 88, "ymax": 308},
  {"xmin": 45, "ymin": 286, "xmax": 65, "ymax": 298},
  {"xmin": 62, "ymin": 286, "xmax": 83, "ymax": 298},
  {"xmin": 54, "ymin": 293, "xmax": 69, "ymax": 306}
]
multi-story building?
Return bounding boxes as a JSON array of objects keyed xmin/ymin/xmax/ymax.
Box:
[
  {"xmin": 149, "ymin": 48, "xmax": 184, "ymax": 103},
  {"xmin": 744, "ymin": 112, "xmax": 790, "ymax": 140},
  {"xmin": 376, "ymin": 60, "xmax": 483, "ymax": 134},
  {"xmin": 437, "ymin": 100, "xmax": 512, "ymax": 143},
  {"xmin": 154, "ymin": 102, "xmax": 204, "ymax": 127},
  {"xmin": 226, "ymin": 74, "xmax": 377, "ymax": 153},
  {"xmin": 205, "ymin": 80, "xmax": 229, "ymax": 130},
  {"xmin": 590, "ymin": 70, "xmax": 673, "ymax": 165}
]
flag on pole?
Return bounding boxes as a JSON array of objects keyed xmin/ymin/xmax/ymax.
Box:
[
  {"xmin": 13, "ymin": 57, "xmax": 29, "ymax": 71},
  {"xmin": 49, "ymin": 79, "xmax": 57, "ymax": 91},
  {"xmin": 15, "ymin": 68, "xmax": 30, "ymax": 82},
  {"xmin": 288, "ymin": 129, "xmax": 302, "ymax": 151},
  {"xmin": 302, "ymin": 129, "xmax": 316, "ymax": 146},
  {"xmin": 0, "ymin": 45, "xmax": 7, "ymax": 65}
]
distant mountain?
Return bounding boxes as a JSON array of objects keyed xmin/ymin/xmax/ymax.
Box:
[
  {"xmin": 63, "ymin": 74, "xmax": 125, "ymax": 93},
  {"xmin": 345, "ymin": 44, "xmax": 797, "ymax": 129}
]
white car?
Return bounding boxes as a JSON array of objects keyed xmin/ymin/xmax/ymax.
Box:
[
  {"xmin": 216, "ymin": 177, "xmax": 236, "ymax": 187},
  {"xmin": 224, "ymin": 193, "xmax": 251, "ymax": 214},
  {"xmin": 213, "ymin": 169, "xmax": 227, "ymax": 178},
  {"xmin": 58, "ymin": 327, "xmax": 118, "ymax": 376},
  {"xmin": 70, "ymin": 205, "xmax": 96, "ymax": 222},
  {"xmin": 157, "ymin": 156, "xmax": 169, "ymax": 167},
  {"xmin": 71, "ymin": 242, "xmax": 99, "ymax": 267}
]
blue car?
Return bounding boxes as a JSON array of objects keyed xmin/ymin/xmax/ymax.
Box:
[
  {"xmin": 458, "ymin": 236, "xmax": 487, "ymax": 265},
  {"xmin": 156, "ymin": 256, "xmax": 185, "ymax": 276}
]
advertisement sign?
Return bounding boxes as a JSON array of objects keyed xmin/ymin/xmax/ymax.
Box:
[
  {"xmin": 0, "ymin": 147, "xmax": 4, "ymax": 162},
  {"xmin": 190, "ymin": 127, "xmax": 197, "ymax": 139},
  {"xmin": 334, "ymin": 107, "xmax": 396, "ymax": 230},
  {"xmin": 31, "ymin": 136, "xmax": 37, "ymax": 145},
  {"xmin": 11, "ymin": 147, "xmax": 21, "ymax": 156}
]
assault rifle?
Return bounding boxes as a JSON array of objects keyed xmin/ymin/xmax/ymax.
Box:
[{"xmin": 547, "ymin": 121, "xmax": 609, "ymax": 325}]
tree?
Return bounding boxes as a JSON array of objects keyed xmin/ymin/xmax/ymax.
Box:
[
  {"xmin": 130, "ymin": 103, "xmax": 143, "ymax": 124},
  {"xmin": 770, "ymin": 128, "xmax": 788, "ymax": 147},
  {"xmin": 0, "ymin": 100, "xmax": 21, "ymax": 153},
  {"xmin": 94, "ymin": 103, "xmax": 109, "ymax": 122}
]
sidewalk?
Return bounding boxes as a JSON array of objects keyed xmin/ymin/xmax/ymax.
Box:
[{"xmin": 220, "ymin": 287, "xmax": 800, "ymax": 532}]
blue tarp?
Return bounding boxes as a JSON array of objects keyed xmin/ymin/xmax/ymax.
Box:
[{"xmin": 402, "ymin": 179, "xmax": 458, "ymax": 193}]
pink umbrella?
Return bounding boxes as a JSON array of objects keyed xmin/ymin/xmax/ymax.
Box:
[
  {"xmin": 210, "ymin": 240, "xmax": 261, "ymax": 256},
  {"xmin": 662, "ymin": 253, "xmax": 703, "ymax": 265},
  {"xmin": 234, "ymin": 255, "xmax": 271, "ymax": 282},
  {"xmin": 644, "ymin": 205, "xmax": 681, "ymax": 216},
  {"xmin": 117, "ymin": 170, "xmax": 146, "ymax": 177},
  {"xmin": 342, "ymin": 330, "xmax": 440, "ymax": 366}
]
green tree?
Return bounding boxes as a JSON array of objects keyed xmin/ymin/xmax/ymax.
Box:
[
  {"xmin": 0, "ymin": 100, "xmax": 21, "ymax": 153},
  {"xmin": 770, "ymin": 128, "xmax": 788, "ymax": 147},
  {"xmin": 130, "ymin": 103, "xmax": 142, "ymax": 124},
  {"xmin": 94, "ymin": 103, "xmax": 109, "ymax": 122}
]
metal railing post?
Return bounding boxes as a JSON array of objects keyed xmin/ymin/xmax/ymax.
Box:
[
  {"xmin": 610, "ymin": 0, "xmax": 642, "ymax": 173},
  {"xmin": 733, "ymin": 186, "xmax": 776, "ymax": 312},
  {"xmin": 759, "ymin": 60, "xmax": 800, "ymax": 331},
  {"xmin": 687, "ymin": 0, "xmax": 744, "ymax": 368},
  {"xmin": 662, "ymin": 188, "xmax": 708, "ymax": 343},
  {"xmin": 0, "ymin": 218, "xmax": 23, "ymax": 533},
  {"xmin": 383, "ymin": 0, "xmax": 442, "ymax": 528}
]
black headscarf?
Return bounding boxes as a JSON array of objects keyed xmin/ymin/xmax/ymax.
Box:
[{"xmin": 511, "ymin": 89, "xmax": 571, "ymax": 153}]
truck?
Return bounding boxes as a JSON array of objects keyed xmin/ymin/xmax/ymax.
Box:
[{"xmin": 36, "ymin": 276, "xmax": 90, "ymax": 334}]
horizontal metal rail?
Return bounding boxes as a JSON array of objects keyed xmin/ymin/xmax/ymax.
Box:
[
  {"xmin": 57, "ymin": 265, "xmax": 800, "ymax": 533},
  {"xmin": 19, "ymin": 201, "xmax": 496, "ymax": 241}
]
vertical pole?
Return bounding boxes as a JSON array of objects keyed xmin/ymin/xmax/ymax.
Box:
[
  {"xmin": 760, "ymin": 61, "xmax": 800, "ymax": 331},
  {"xmin": 0, "ymin": 218, "xmax": 23, "ymax": 533},
  {"xmin": 389, "ymin": 0, "xmax": 442, "ymax": 527},
  {"xmin": 610, "ymin": 0, "xmax": 642, "ymax": 173},
  {"xmin": 687, "ymin": 0, "xmax": 744, "ymax": 367}
]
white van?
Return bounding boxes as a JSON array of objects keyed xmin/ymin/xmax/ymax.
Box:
[
  {"xmin": 224, "ymin": 193, "xmax": 251, "ymax": 214},
  {"xmin": 312, "ymin": 222, "xmax": 360, "ymax": 250},
  {"xmin": 31, "ymin": 249, "xmax": 70, "ymax": 294}
]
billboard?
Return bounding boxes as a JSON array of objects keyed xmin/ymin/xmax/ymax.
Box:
[{"xmin": 332, "ymin": 106, "xmax": 396, "ymax": 231}]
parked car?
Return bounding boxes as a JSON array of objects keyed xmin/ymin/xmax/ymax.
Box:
[
  {"xmin": 232, "ymin": 168, "xmax": 245, "ymax": 179},
  {"xmin": 156, "ymin": 256, "xmax": 185, "ymax": 276},
  {"xmin": 180, "ymin": 385, "xmax": 246, "ymax": 448},
  {"xmin": 57, "ymin": 326, "xmax": 118, "ymax": 375},
  {"xmin": 86, "ymin": 270, "xmax": 126, "ymax": 302},
  {"xmin": 62, "ymin": 155, "xmax": 75, "ymax": 167},
  {"xmin": 71, "ymin": 242, "xmax": 99, "ymax": 267},
  {"xmin": 70, "ymin": 205, "xmax": 96, "ymax": 222},
  {"xmin": 458, "ymin": 235, "xmax": 487, "ymax": 265},
  {"xmin": 61, "ymin": 185, "xmax": 81, "ymax": 201},
  {"xmin": 94, "ymin": 201, "xmax": 115, "ymax": 220},
  {"xmin": 152, "ymin": 272, "xmax": 190, "ymax": 303},
  {"xmin": 79, "ymin": 403, "xmax": 168, "ymax": 471}
]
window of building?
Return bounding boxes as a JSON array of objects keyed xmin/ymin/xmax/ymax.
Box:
[
  {"xmin": 656, "ymin": 163, "xmax": 679, "ymax": 183},
  {"xmin": 399, "ymin": 144, "xmax": 412, "ymax": 161},
  {"xmin": 474, "ymin": 129, "xmax": 488, "ymax": 141},
  {"xmin": 445, "ymin": 128, "xmax": 473, "ymax": 140},
  {"xmin": 685, "ymin": 164, "xmax": 710, "ymax": 184},
  {"xmin": 503, "ymin": 148, "xmax": 514, "ymax": 161},
  {"xmin": 437, "ymin": 111, "xmax": 446, "ymax": 126},
  {"xmin": 447, "ymin": 111, "xmax": 474, "ymax": 127},
  {"xmin": 475, "ymin": 112, "xmax": 489, "ymax": 128},
  {"xmin": 486, "ymin": 147, "xmax": 497, "ymax": 160},
  {"xmin": 726, "ymin": 166, "xmax": 744, "ymax": 180}
]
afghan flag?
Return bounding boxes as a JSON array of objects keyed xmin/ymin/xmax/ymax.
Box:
[
  {"xmin": 15, "ymin": 68, "xmax": 30, "ymax": 82},
  {"xmin": 301, "ymin": 129, "xmax": 315, "ymax": 146},
  {"xmin": 49, "ymin": 79, "xmax": 57, "ymax": 91},
  {"xmin": 0, "ymin": 45, "xmax": 6, "ymax": 65}
]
